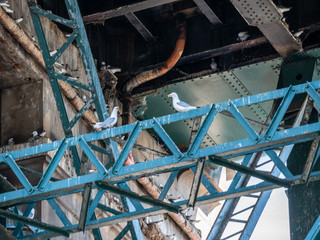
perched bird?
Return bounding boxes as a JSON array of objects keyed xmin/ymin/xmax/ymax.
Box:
[
  {"xmin": 277, "ymin": 5, "xmax": 291, "ymax": 14},
  {"xmin": 3, "ymin": 5, "xmax": 13, "ymax": 13},
  {"xmin": 8, "ymin": 138, "xmax": 14, "ymax": 147},
  {"xmin": 93, "ymin": 106, "xmax": 119, "ymax": 129},
  {"xmin": 0, "ymin": 1, "xmax": 9, "ymax": 7},
  {"xmin": 168, "ymin": 92, "xmax": 196, "ymax": 112},
  {"xmin": 39, "ymin": 131, "xmax": 46, "ymax": 137},
  {"xmin": 210, "ymin": 58, "xmax": 218, "ymax": 71},
  {"xmin": 49, "ymin": 50, "xmax": 57, "ymax": 57},
  {"xmin": 293, "ymin": 30, "xmax": 304, "ymax": 38},
  {"xmin": 32, "ymin": 131, "xmax": 38, "ymax": 137},
  {"xmin": 28, "ymin": 208, "xmax": 35, "ymax": 219},
  {"xmin": 237, "ymin": 31, "xmax": 249, "ymax": 42},
  {"xmin": 15, "ymin": 17, "xmax": 23, "ymax": 23}
]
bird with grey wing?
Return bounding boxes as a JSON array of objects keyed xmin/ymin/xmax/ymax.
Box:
[
  {"xmin": 93, "ymin": 106, "xmax": 119, "ymax": 129},
  {"xmin": 168, "ymin": 92, "xmax": 197, "ymax": 112}
]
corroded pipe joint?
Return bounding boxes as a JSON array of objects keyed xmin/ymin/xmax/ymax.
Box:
[{"xmin": 124, "ymin": 24, "xmax": 186, "ymax": 94}]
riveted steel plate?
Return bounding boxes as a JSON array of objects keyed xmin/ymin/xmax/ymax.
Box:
[{"xmin": 229, "ymin": 0, "xmax": 281, "ymax": 26}]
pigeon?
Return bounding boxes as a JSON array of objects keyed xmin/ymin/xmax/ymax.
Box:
[
  {"xmin": 237, "ymin": 31, "xmax": 249, "ymax": 42},
  {"xmin": 93, "ymin": 106, "xmax": 119, "ymax": 129},
  {"xmin": 210, "ymin": 58, "xmax": 218, "ymax": 71},
  {"xmin": 32, "ymin": 131, "xmax": 38, "ymax": 137},
  {"xmin": 168, "ymin": 92, "xmax": 196, "ymax": 112}
]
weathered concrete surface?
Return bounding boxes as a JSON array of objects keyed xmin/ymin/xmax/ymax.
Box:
[{"xmin": 1, "ymin": 82, "xmax": 43, "ymax": 145}]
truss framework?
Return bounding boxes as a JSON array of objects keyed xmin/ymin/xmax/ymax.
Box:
[
  {"xmin": 0, "ymin": 79, "xmax": 320, "ymax": 238},
  {"xmin": 1, "ymin": 0, "xmax": 319, "ymax": 239}
]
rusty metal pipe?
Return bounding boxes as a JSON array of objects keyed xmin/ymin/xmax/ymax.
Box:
[{"xmin": 125, "ymin": 25, "xmax": 186, "ymax": 94}]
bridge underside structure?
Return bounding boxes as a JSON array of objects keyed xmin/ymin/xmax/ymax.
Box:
[{"xmin": 1, "ymin": 0, "xmax": 320, "ymax": 239}]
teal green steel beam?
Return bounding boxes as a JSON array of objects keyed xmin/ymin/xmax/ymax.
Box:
[
  {"xmin": 28, "ymin": 5, "xmax": 82, "ymax": 173},
  {"xmin": 29, "ymin": 6, "xmax": 76, "ymax": 28},
  {"xmin": 265, "ymin": 150, "xmax": 293, "ymax": 178},
  {"xmin": 51, "ymin": 72, "xmax": 94, "ymax": 92},
  {"xmin": 12, "ymin": 203, "xmax": 35, "ymax": 237},
  {"xmin": 264, "ymin": 85, "xmax": 296, "ymax": 140},
  {"xmin": 112, "ymin": 122, "xmax": 142, "ymax": 174},
  {"xmin": 1, "ymin": 154, "xmax": 34, "ymax": 194},
  {"xmin": 78, "ymin": 137, "xmax": 109, "ymax": 178},
  {"xmin": 152, "ymin": 117, "xmax": 183, "ymax": 161},
  {"xmin": 66, "ymin": 94, "xmax": 97, "ymax": 132},
  {"xmin": 13, "ymin": 171, "xmax": 320, "ymax": 239},
  {"xmin": 158, "ymin": 170, "xmax": 179, "ymax": 201},
  {"xmin": 209, "ymin": 155, "xmax": 292, "ymax": 187},
  {"xmin": 37, "ymin": 139, "xmax": 68, "ymax": 192},
  {"xmin": 187, "ymin": 104, "xmax": 218, "ymax": 157},
  {"xmin": 97, "ymin": 203, "xmax": 121, "ymax": 215},
  {"xmin": 228, "ymin": 101, "xmax": 260, "ymax": 142},
  {"xmin": 96, "ymin": 182, "xmax": 180, "ymax": 213},
  {"xmin": 88, "ymin": 143, "xmax": 113, "ymax": 157},
  {"xmin": 0, "ymin": 209, "xmax": 70, "ymax": 237},
  {"xmin": 47, "ymin": 199, "xmax": 72, "ymax": 227},
  {"xmin": 188, "ymin": 157, "xmax": 205, "ymax": 207},
  {"xmin": 87, "ymin": 189, "xmax": 104, "ymax": 221},
  {"xmin": 78, "ymin": 183, "xmax": 92, "ymax": 231},
  {"xmin": 115, "ymin": 224, "xmax": 130, "ymax": 240}
]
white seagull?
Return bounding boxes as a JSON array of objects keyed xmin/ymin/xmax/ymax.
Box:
[
  {"xmin": 168, "ymin": 92, "xmax": 196, "ymax": 112},
  {"xmin": 93, "ymin": 106, "xmax": 119, "ymax": 129}
]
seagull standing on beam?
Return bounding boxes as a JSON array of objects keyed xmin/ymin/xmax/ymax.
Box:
[
  {"xmin": 93, "ymin": 106, "xmax": 119, "ymax": 129},
  {"xmin": 168, "ymin": 92, "xmax": 196, "ymax": 112}
]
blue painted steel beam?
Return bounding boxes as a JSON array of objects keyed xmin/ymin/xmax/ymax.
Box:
[
  {"xmin": 1, "ymin": 154, "xmax": 34, "ymax": 194},
  {"xmin": 78, "ymin": 137, "xmax": 109, "ymax": 178},
  {"xmin": 87, "ymin": 189, "xmax": 104, "ymax": 222},
  {"xmin": 0, "ymin": 209, "xmax": 70, "ymax": 237},
  {"xmin": 264, "ymin": 86, "xmax": 296, "ymax": 140},
  {"xmin": 47, "ymin": 29, "xmax": 79, "ymax": 68},
  {"xmin": 37, "ymin": 139, "xmax": 68, "ymax": 192},
  {"xmin": 158, "ymin": 170, "xmax": 179, "ymax": 201},
  {"xmin": 13, "ymin": 171, "xmax": 320, "ymax": 239},
  {"xmin": 305, "ymin": 214, "xmax": 320, "ymax": 240},
  {"xmin": 207, "ymin": 154, "xmax": 254, "ymax": 239},
  {"xmin": 208, "ymin": 156, "xmax": 291, "ymax": 187},
  {"xmin": 187, "ymin": 104, "xmax": 217, "ymax": 157},
  {"xmin": 29, "ymin": 6, "xmax": 76, "ymax": 28},
  {"xmin": 66, "ymin": 95, "xmax": 97, "ymax": 132},
  {"xmin": 12, "ymin": 203, "xmax": 36, "ymax": 237},
  {"xmin": 0, "ymin": 122, "xmax": 318, "ymax": 208},
  {"xmin": 228, "ymin": 101, "xmax": 259, "ymax": 142},
  {"xmin": 78, "ymin": 183, "xmax": 92, "ymax": 231},
  {"xmin": 52, "ymin": 72, "xmax": 94, "ymax": 92},
  {"xmin": 265, "ymin": 150, "xmax": 293, "ymax": 178},
  {"xmin": 96, "ymin": 182, "xmax": 180, "ymax": 213},
  {"xmin": 239, "ymin": 144, "xmax": 296, "ymax": 240},
  {"xmin": 115, "ymin": 224, "xmax": 130, "ymax": 240},
  {"xmin": 112, "ymin": 122, "xmax": 142, "ymax": 174},
  {"xmin": 188, "ymin": 158, "xmax": 205, "ymax": 207},
  {"xmin": 152, "ymin": 117, "xmax": 183, "ymax": 160},
  {"xmin": 47, "ymin": 199, "xmax": 72, "ymax": 227}
]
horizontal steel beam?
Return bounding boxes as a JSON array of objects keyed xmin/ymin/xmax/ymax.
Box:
[
  {"xmin": 0, "ymin": 209, "xmax": 70, "ymax": 237},
  {"xmin": 83, "ymin": 0, "xmax": 181, "ymax": 24},
  {"xmin": 96, "ymin": 182, "xmax": 180, "ymax": 213}
]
